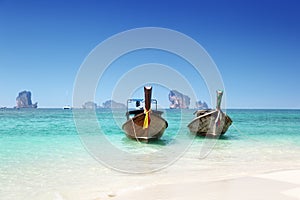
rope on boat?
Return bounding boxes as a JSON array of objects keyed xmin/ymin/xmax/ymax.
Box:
[
  {"xmin": 213, "ymin": 110, "xmax": 221, "ymax": 135},
  {"xmin": 130, "ymin": 117, "xmax": 141, "ymax": 143}
]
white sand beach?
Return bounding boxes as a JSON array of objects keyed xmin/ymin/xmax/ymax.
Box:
[
  {"xmin": 96, "ymin": 141, "xmax": 300, "ymax": 200},
  {"xmin": 80, "ymin": 145, "xmax": 300, "ymax": 200},
  {"xmin": 105, "ymin": 169, "xmax": 300, "ymax": 200}
]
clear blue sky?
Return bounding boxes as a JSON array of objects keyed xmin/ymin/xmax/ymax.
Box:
[{"xmin": 1, "ymin": 0, "xmax": 299, "ymax": 108}]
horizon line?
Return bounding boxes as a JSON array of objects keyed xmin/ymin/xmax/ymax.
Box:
[{"xmin": 2, "ymin": 107, "xmax": 300, "ymax": 110}]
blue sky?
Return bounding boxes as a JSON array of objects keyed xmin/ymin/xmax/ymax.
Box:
[{"xmin": 0, "ymin": 0, "xmax": 300, "ymax": 108}]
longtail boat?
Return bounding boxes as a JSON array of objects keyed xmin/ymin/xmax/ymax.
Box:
[
  {"xmin": 187, "ymin": 90, "xmax": 232, "ymax": 137},
  {"xmin": 122, "ymin": 86, "xmax": 168, "ymax": 142}
]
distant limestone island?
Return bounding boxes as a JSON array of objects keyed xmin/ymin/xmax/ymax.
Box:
[
  {"xmin": 8, "ymin": 90, "xmax": 208, "ymax": 110},
  {"xmin": 102, "ymin": 100, "xmax": 126, "ymax": 109},
  {"xmin": 81, "ymin": 91, "xmax": 209, "ymax": 110},
  {"xmin": 169, "ymin": 90, "xmax": 190, "ymax": 109},
  {"xmin": 15, "ymin": 90, "xmax": 38, "ymax": 109},
  {"xmin": 195, "ymin": 100, "xmax": 209, "ymax": 110},
  {"xmin": 82, "ymin": 100, "xmax": 126, "ymax": 109},
  {"xmin": 168, "ymin": 90, "xmax": 209, "ymax": 109},
  {"xmin": 82, "ymin": 101, "xmax": 98, "ymax": 109}
]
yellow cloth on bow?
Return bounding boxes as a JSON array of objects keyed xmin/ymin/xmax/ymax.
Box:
[{"xmin": 143, "ymin": 109, "xmax": 151, "ymax": 129}]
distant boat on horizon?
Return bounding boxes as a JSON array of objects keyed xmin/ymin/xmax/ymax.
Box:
[
  {"xmin": 63, "ymin": 90, "xmax": 72, "ymax": 110},
  {"xmin": 63, "ymin": 105, "xmax": 72, "ymax": 110}
]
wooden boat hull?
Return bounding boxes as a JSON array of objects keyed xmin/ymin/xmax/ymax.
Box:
[
  {"xmin": 122, "ymin": 112, "xmax": 168, "ymax": 141},
  {"xmin": 187, "ymin": 110, "xmax": 232, "ymax": 137}
]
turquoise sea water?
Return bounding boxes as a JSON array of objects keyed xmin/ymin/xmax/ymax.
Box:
[{"xmin": 1, "ymin": 109, "xmax": 300, "ymax": 199}]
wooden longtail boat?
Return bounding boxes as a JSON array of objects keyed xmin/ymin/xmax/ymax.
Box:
[
  {"xmin": 187, "ymin": 90, "xmax": 232, "ymax": 137},
  {"xmin": 122, "ymin": 86, "xmax": 168, "ymax": 142}
]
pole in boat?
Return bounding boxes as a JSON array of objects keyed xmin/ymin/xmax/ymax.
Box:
[
  {"xmin": 216, "ymin": 90, "xmax": 223, "ymax": 111},
  {"xmin": 213, "ymin": 90, "xmax": 223, "ymax": 135},
  {"xmin": 143, "ymin": 86, "xmax": 152, "ymax": 129}
]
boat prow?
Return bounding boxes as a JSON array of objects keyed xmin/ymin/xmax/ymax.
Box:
[
  {"xmin": 187, "ymin": 90, "xmax": 232, "ymax": 137},
  {"xmin": 187, "ymin": 109, "xmax": 232, "ymax": 137},
  {"xmin": 122, "ymin": 111, "xmax": 168, "ymax": 142},
  {"xmin": 122, "ymin": 86, "xmax": 168, "ymax": 142}
]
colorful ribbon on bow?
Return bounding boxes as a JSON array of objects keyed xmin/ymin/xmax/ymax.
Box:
[{"xmin": 143, "ymin": 109, "xmax": 151, "ymax": 129}]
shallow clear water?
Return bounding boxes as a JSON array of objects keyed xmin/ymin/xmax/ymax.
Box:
[{"xmin": 0, "ymin": 109, "xmax": 300, "ymax": 199}]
